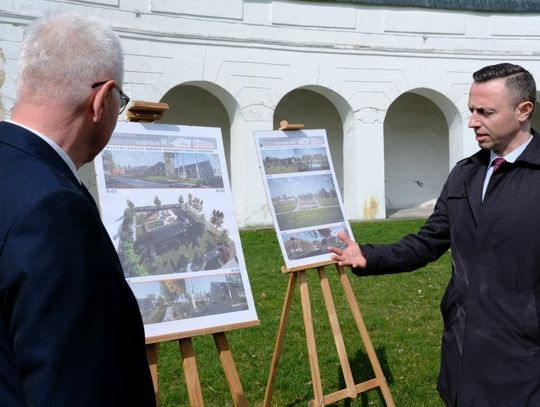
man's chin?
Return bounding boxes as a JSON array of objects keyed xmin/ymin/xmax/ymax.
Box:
[{"xmin": 477, "ymin": 140, "xmax": 493, "ymax": 150}]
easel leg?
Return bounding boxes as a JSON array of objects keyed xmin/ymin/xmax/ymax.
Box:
[
  {"xmin": 179, "ymin": 337, "xmax": 205, "ymax": 407},
  {"xmin": 213, "ymin": 332, "xmax": 248, "ymax": 407},
  {"xmin": 298, "ymin": 270, "xmax": 324, "ymax": 407},
  {"xmin": 263, "ymin": 272, "xmax": 297, "ymax": 407},
  {"xmin": 337, "ymin": 265, "xmax": 395, "ymax": 407},
  {"xmin": 317, "ymin": 266, "xmax": 357, "ymax": 400},
  {"xmin": 146, "ymin": 343, "xmax": 160, "ymax": 407}
]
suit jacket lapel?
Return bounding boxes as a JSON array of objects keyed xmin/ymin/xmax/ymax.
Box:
[
  {"xmin": 465, "ymin": 166, "xmax": 484, "ymax": 226},
  {"xmin": 463, "ymin": 150, "xmax": 489, "ymax": 226}
]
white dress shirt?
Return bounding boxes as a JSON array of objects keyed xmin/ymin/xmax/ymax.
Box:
[{"xmin": 482, "ymin": 134, "xmax": 532, "ymax": 200}]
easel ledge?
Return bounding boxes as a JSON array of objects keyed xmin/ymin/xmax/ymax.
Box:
[
  {"xmin": 145, "ymin": 320, "xmax": 260, "ymax": 344},
  {"xmin": 281, "ymin": 259, "xmax": 337, "ymax": 273}
]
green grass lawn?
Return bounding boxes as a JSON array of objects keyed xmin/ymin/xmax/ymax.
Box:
[
  {"xmin": 277, "ymin": 206, "xmax": 344, "ymax": 230},
  {"xmin": 155, "ymin": 219, "xmax": 449, "ymax": 406},
  {"xmin": 274, "ymin": 200, "xmax": 297, "ymax": 213}
]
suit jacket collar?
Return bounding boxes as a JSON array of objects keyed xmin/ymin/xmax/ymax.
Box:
[
  {"xmin": 0, "ymin": 121, "xmax": 81, "ymax": 187},
  {"xmin": 465, "ymin": 129, "xmax": 540, "ymax": 167},
  {"xmin": 515, "ymin": 129, "xmax": 540, "ymax": 166},
  {"xmin": 460, "ymin": 130, "xmax": 540, "ymax": 225}
]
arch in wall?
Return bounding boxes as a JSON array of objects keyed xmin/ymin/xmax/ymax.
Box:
[
  {"xmin": 158, "ymin": 81, "xmax": 243, "ymax": 182},
  {"xmin": 383, "ymin": 88, "xmax": 461, "ymax": 214},
  {"xmin": 273, "ymin": 86, "xmax": 354, "ymax": 199},
  {"xmin": 410, "ymin": 87, "xmax": 464, "ymax": 168}
]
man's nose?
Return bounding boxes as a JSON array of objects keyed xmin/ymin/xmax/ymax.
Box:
[{"xmin": 468, "ymin": 114, "xmax": 480, "ymax": 129}]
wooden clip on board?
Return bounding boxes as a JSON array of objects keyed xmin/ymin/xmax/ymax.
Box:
[
  {"xmin": 126, "ymin": 100, "xmax": 170, "ymax": 122},
  {"xmin": 278, "ymin": 120, "xmax": 305, "ymax": 131}
]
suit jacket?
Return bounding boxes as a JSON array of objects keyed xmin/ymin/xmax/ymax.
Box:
[
  {"xmin": 360, "ymin": 132, "xmax": 540, "ymax": 406},
  {"xmin": 0, "ymin": 121, "xmax": 155, "ymax": 406}
]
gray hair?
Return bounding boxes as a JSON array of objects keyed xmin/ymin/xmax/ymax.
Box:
[{"xmin": 17, "ymin": 11, "xmax": 124, "ymax": 106}]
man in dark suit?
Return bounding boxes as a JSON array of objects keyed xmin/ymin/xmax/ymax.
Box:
[
  {"xmin": 0, "ymin": 12, "xmax": 155, "ymax": 406},
  {"xmin": 330, "ymin": 63, "xmax": 540, "ymax": 406}
]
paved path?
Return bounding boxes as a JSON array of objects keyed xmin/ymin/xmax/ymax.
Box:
[{"xmin": 387, "ymin": 201, "xmax": 435, "ymax": 219}]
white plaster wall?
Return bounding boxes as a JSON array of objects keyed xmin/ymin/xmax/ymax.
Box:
[
  {"xmin": 2, "ymin": 1, "xmax": 540, "ymax": 226},
  {"xmin": 384, "ymin": 93, "xmax": 448, "ymax": 210}
]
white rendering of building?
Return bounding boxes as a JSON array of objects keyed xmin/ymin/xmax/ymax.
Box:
[{"xmin": 2, "ymin": 0, "xmax": 540, "ymax": 227}]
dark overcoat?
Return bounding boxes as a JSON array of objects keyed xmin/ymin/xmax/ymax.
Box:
[
  {"xmin": 0, "ymin": 121, "xmax": 155, "ymax": 406},
  {"xmin": 361, "ymin": 132, "xmax": 540, "ymax": 406}
]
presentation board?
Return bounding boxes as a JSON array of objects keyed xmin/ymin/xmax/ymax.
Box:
[
  {"xmin": 94, "ymin": 122, "xmax": 258, "ymax": 340},
  {"xmin": 254, "ymin": 129, "xmax": 353, "ymax": 269}
]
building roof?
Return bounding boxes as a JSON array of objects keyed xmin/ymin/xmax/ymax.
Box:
[
  {"xmin": 303, "ymin": 0, "xmax": 540, "ymax": 12},
  {"xmin": 146, "ymin": 221, "xmax": 188, "ymax": 246}
]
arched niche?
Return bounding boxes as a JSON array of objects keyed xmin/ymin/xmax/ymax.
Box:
[{"xmin": 384, "ymin": 91, "xmax": 452, "ymax": 214}]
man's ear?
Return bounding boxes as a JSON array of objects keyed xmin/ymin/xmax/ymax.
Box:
[
  {"xmin": 517, "ymin": 101, "xmax": 534, "ymax": 123},
  {"xmin": 91, "ymin": 80, "xmax": 115, "ymax": 123}
]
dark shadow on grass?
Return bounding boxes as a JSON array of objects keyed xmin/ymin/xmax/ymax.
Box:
[
  {"xmin": 286, "ymin": 396, "xmax": 312, "ymax": 407},
  {"xmin": 334, "ymin": 347, "xmax": 394, "ymax": 407},
  {"xmin": 279, "ymin": 347, "xmax": 394, "ymax": 407}
]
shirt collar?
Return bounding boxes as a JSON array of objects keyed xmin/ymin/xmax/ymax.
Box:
[
  {"xmin": 5, "ymin": 119, "xmax": 81, "ymax": 183},
  {"xmin": 489, "ymin": 134, "xmax": 533, "ymax": 166}
]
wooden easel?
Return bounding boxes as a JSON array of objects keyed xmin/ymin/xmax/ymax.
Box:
[
  {"xmin": 126, "ymin": 101, "xmax": 259, "ymax": 406},
  {"xmin": 145, "ymin": 322, "xmax": 258, "ymax": 407},
  {"xmin": 264, "ymin": 120, "xmax": 394, "ymax": 406},
  {"xmin": 263, "ymin": 260, "xmax": 395, "ymax": 407}
]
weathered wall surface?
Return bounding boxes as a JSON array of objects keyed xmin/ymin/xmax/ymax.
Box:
[{"xmin": 2, "ymin": 1, "xmax": 540, "ymax": 226}]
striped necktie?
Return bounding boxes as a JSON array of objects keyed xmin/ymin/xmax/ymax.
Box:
[{"xmin": 491, "ymin": 157, "xmax": 505, "ymax": 173}]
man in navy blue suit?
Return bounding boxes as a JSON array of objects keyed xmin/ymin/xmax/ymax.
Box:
[{"xmin": 0, "ymin": 12, "xmax": 155, "ymax": 406}]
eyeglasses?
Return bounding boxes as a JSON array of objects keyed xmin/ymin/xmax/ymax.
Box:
[{"xmin": 91, "ymin": 81, "xmax": 130, "ymax": 114}]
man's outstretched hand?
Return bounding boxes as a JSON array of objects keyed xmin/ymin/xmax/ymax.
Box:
[{"xmin": 329, "ymin": 230, "xmax": 366, "ymax": 269}]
